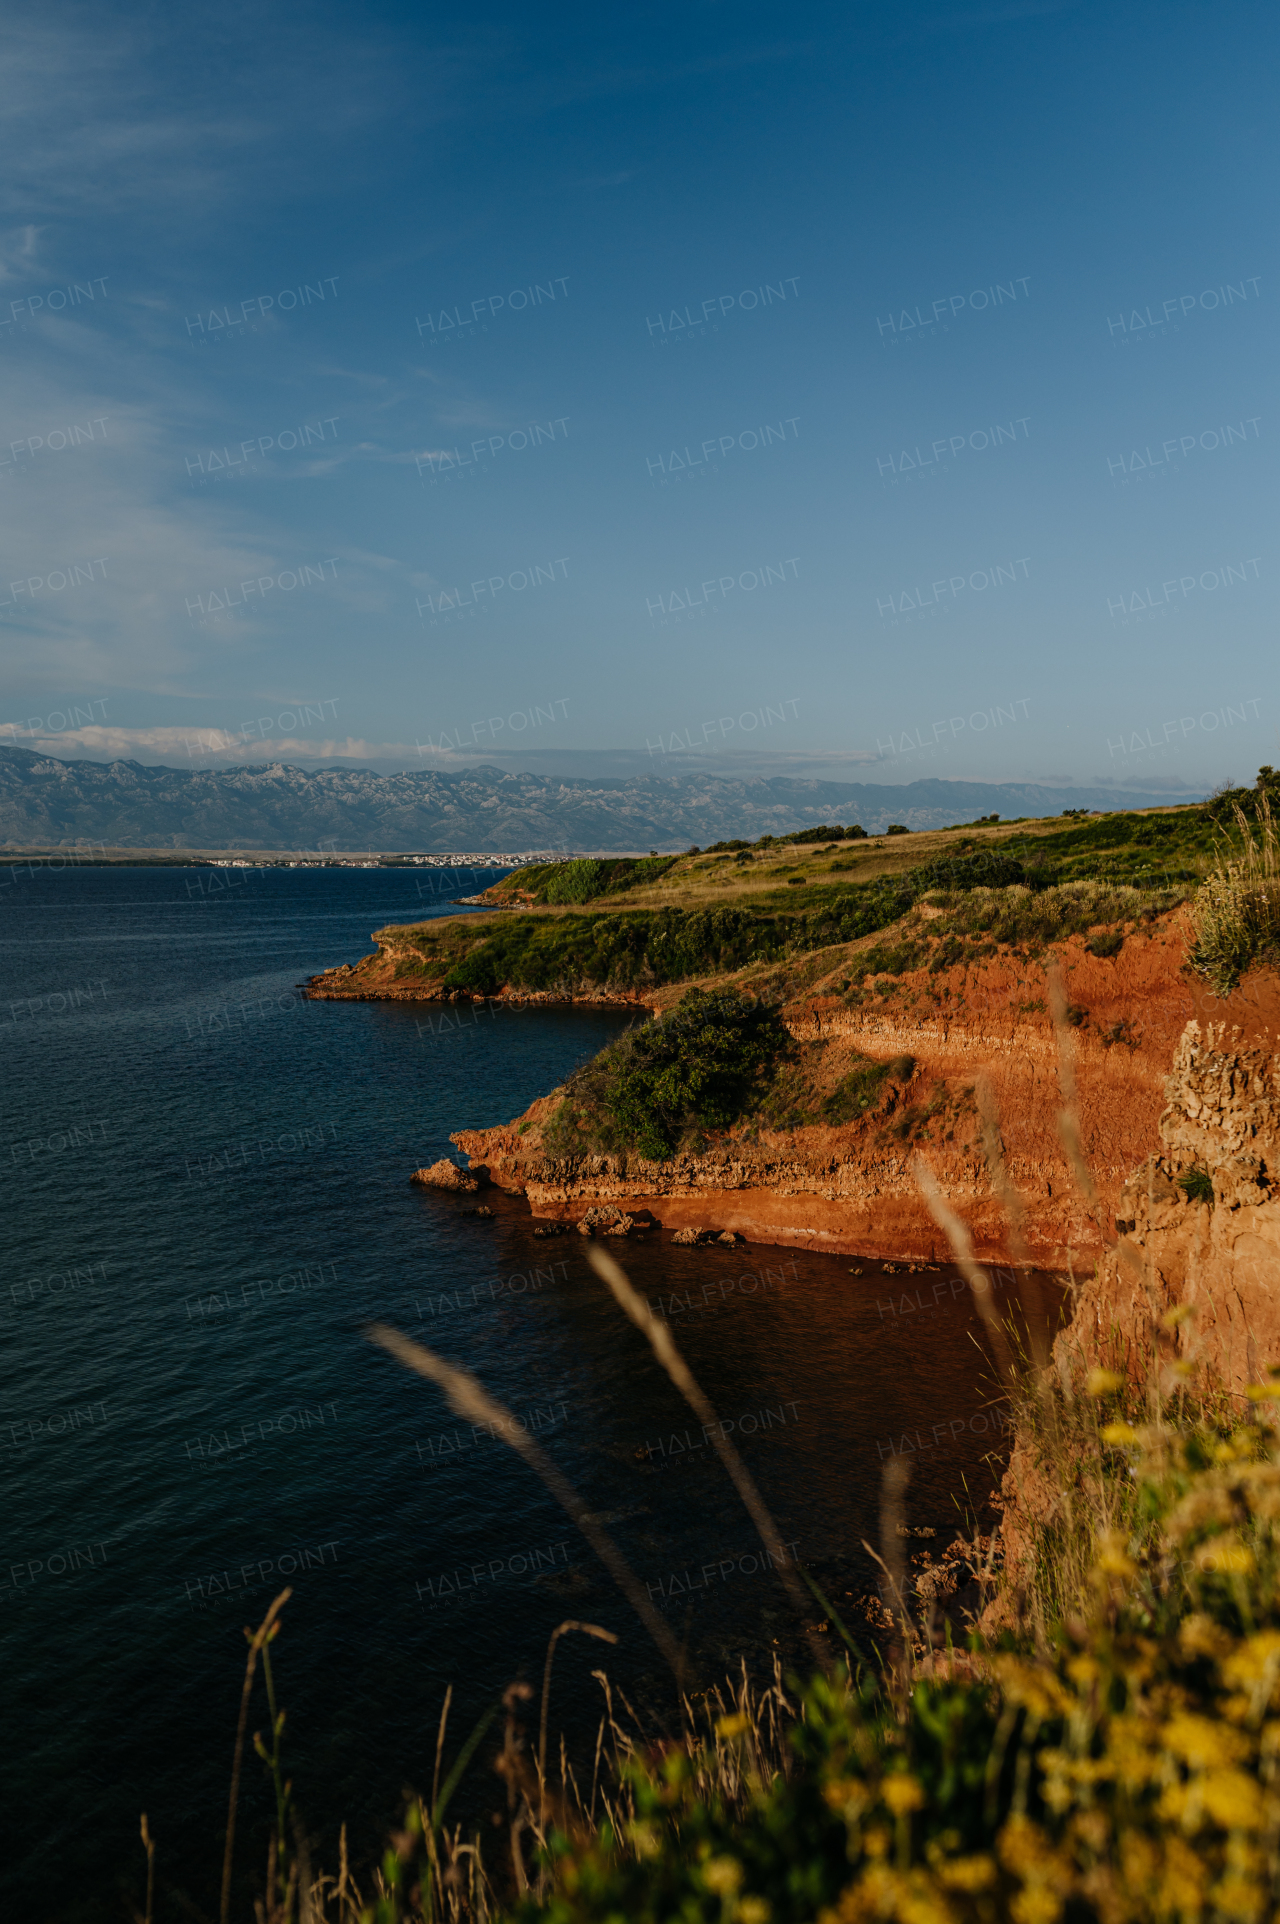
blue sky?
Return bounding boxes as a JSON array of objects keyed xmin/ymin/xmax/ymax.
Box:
[{"xmin": 0, "ymin": 0, "xmax": 1274, "ymax": 793}]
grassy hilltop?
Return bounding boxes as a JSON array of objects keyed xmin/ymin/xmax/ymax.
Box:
[{"xmin": 348, "ymin": 796, "xmax": 1234, "ymax": 1005}]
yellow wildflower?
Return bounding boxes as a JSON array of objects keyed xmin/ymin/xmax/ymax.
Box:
[
  {"xmin": 1161, "ymin": 1303, "xmax": 1196, "ymax": 1329},
  {"xmin": 934, "ymin": 1854, "xmax": 996, "ymax": 1893},
  {"xmin": 1086, "ymin": 1369, "xmax": 1123, "ymax": 1396},
  {"xmin": 882, "ymin": 1775, "xmax": 926, "ymax": 1816},
  {"xmin": 702, "ymin": 1856, "xmax": 743, "ymax": 1895},
  {"xmin": 992, "ymin": 1658, "xmax": 1074, "ymax": 1720},
  {"xmin": 824, "ymin": 1779, "xmax": 872, "ymax": 1823},
  {"xmin": 1199, "ymin": 1768, "xmax": 1265, "ymax": 1830},
  {"xmin": 1180, "ymin": 1613, "xmax": 1235, "ymax": 1659},
  {"xmin": 1209, "ymin": 1871, "xmax": 1266, "ymax": 1921},
  {"xmin": 1009, "ymin": 1889, "xmax": 1065, "ymax": 1924},
  {"xmin": 1223, "ymin": 1629, "xmax": 1280, "ymax": 1689},
  {"xmin": 1166, "ymin": 1483, "xmax": 1237, "ymax": 1539},
  {"xmin": 1100, "ymin": 1422, "xmax": 1139, "ymax": 1446},
  {"xmin": 1094, "ymin": 1530, "xmax": 1136, "ymax": 1578},
  {"xmin": 739, "ymin": 1900, "xmax": 771, "ymax": 1924},
  {"xmin": 1161, "ymin": 1714, "xmax": 1249, "ymax": 1770},
  {"xmin": 1195, "ymin": 1536, "xmax": 1254, "ymax": 1574}
]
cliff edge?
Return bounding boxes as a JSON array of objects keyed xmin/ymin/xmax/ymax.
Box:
[
  {"xmin": 451, "ymin": 912, "xmax": 1204, "ymax": 1264},
  {"xmin": 1045, "ymin": 969, "xmax": 1280, "ymax": 1392}
]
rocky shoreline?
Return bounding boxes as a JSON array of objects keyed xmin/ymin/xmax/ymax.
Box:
[
  {"xmin": 434, "ymin": 918, "xmax": 1229, "ymax": 1265},
  {"xmin": 312, "ymin": 905, "xmax": 1275, "ymax": 1269}
]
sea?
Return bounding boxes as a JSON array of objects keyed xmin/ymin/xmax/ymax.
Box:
[{"xmin": 0, "ymin": 865, "xmax": 1041, "ymax": 1919}]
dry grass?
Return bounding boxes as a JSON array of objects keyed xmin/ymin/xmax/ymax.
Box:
[
  {"xmin": 1190, "ymin": 796, "xmax": 1280, "ymax": 993},
  {"xmin": 137, "ymin": 1002, "xmax": 1272, "ymax": 1924}
]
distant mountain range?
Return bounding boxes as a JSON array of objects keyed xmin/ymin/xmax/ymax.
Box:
[{"xmin": 0, "ymin": 747, "xmax": 1204, "ymax": 852}]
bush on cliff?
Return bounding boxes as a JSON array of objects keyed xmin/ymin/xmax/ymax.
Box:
[
  {"xmin": 542, "ymin": 987, "xmax": 789, "ymax": 1158},
  {"xmin": 529, "ymin": 857, "xmax": 679, "ymax": 904},
  {"xmin": 440, "ymin": 906, "xmax": 792, "ymax": 994},
  {"xmin": 1202, "ymin": 763, "xmax": 1280, "ymax": 828},
  {"xmin": 1190, "ymin": 796, "xmax": 1280, "ymax": 992}
]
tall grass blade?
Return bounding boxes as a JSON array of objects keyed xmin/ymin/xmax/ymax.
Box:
[
  {"xmin": 539, "ymin": 1622, "xmax": 618, "ymax": 1797},
  {"xmin": 366, "ymin": 1322, "xmax": 684, "ymax": 1678},
  {"xmin": 583, "ymin": 1243, "xmax": 830, "ymax": 1667},
  {"xmin": 219, "ymin": 1587, "xmax": 291, "ymax": 1924},
  {"xmin": 913, "ymin": 1156, "xmax": 1017, "ymax": 1391}
]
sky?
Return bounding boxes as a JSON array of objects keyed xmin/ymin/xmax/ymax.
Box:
[{"xmin": 0, "ymin": 0, "xmax": 1274, "ymax": 795}]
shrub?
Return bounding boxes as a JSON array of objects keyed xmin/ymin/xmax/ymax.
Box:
[
  {"xmin": 422, "ymin": 876, "xmax": 1180, "ymax": 1000},
  {"xmin": 544, "ymin": 988, "xmax": 790, "ymax": 1159},
  {"xmin": 540, "ymin": 859, "xmax": 607, "ymax": 903},
  {"xmin": 536, "ymin": 857, "xmax": 677, "ymax": 904},
  {"xmin": 935, "ymin": 881, "xmax": 1179, "ymax": 951},
  {"xmin": 821, "ymin": 1054, "xmax": 893, "ymax": 1122},
  {"xmin": 782, "ymin": 824, "xmax": 865, "ymax": 845},
  {"xmin": 1189, "ymin": 797, "xmax": 1280, "ymax": 993},
  {"xmin": 885, "ymin": 823, "xmax": 909, "ymax": 835},
  {"xmin": 1087, "ymin": 930, "xmax": 1125, "ymax": 957},
  {"xmin": 1178, "ymin": 1165, "xmax": 1215, "ymax": 1205},
  {"xmin": 1203, "ymin": 764, "xmax": 1280, "ymax": 826},
  {"xmin": 439, "ymin": 905, "xmax": 790, "ymax": 995}
]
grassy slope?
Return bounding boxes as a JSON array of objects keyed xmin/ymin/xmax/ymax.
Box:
[{"xmin": 353, "ymin": 804, "xmax": 1212, "ymax": 1001}]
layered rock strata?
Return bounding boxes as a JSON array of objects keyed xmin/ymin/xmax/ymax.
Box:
[{"xmin": 449, "ymin": 922, "xmax": 1205, "ymax": 1263}]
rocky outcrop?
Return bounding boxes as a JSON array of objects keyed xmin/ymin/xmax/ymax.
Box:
[
  {"xmin": 448, "ymin": 921, "xmax": 1204, "ymax": 1262},
  {"xmin": 574, "ymin": 1205, "xmax": 638, "ymax": 1237},
  {"xmin": 410, "ymin": 1158, "xmax": 484, "ymax": 1192},
  {"xmin": 989, "ymin": 972, "xmax": 1280, "ymax": 1615},
  {"xmin": 306, "ymin": 934, "xmax": 654, "ymax": 1008},
  {"xmin": 1048, "ymin": 988, "xmax": 1280, "ymax": 1396}
]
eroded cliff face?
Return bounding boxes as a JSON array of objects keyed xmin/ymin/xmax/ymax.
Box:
[
  {"xmin": 451, "ymin": 917, "xmax": 1206, "ymax": 1264},
  {"xmin": 1048, "ymin": 974, "xmax": 1280, "ymax": 1394},
  {"xmin": 991, "ymin": 972, "xmax": 1280, "ymax": 1613}
]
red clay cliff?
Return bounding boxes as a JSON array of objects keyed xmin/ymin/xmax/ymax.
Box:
[{"xmin": 451, "ymin": 910, "xmax": 1222, "ymax": 1267}]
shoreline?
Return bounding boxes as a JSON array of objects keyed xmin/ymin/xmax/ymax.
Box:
[{"xmin": 304, "ymin": 899, "xmax": 1269, "ymax": 1271}]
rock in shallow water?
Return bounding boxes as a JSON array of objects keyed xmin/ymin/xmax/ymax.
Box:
[
  {"xmin": 410, "ymin": 1158, "xmax": 480, "ymax": 1192},
  {"xmin": 576, "ymin": 1206, "xmax": 635, "ymax": 1237}
]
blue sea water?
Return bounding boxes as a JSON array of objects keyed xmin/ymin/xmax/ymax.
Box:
[{"xmin": 0, "ymin": 867, "xmax": 1028, "ymax": 1919}]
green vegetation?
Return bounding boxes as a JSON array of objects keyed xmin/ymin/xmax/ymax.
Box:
[
  {"xmin": 1178, "ymin": 1166, "xmax": 1215, "ymax": 1205},
  {"xmin": 353, "ymin": 772, "xmax": 1280, "ymax": 1007},
  {"xmin": 172, "ymin": 1293, "xmax": 1280, "ymax": 1924},
  {"xmin": 542, "ymin": 988, "xmax": 790, "ymax": 1158},
  {"xmin": 385, "ymin": 864, "xmax": 1185, "ymax": 1003},
  {"xmin": 704, "ymin": 824, "xmax": 868, "ymax": 852},
  {"xmin": 1202, "ymin": 763, "xmax": 1280, "ymax": 827},
  {"xmin": 432, "ymin": 905, "xmax": 795, "ymax": 996},
  {"xmin": 517, "ymin": 856, "xmax": 679, "ymax": 903},
  {"xmin": 841, "ymin": 881, "xmax": 1185, "ymax": 992},
  {"xmin": 1189, "ymin": 798, "xmax": 1280, "ymax": 993},
  {"xmin": 496, "ymin": 1400, "xmax": 1280, "ymax": 1924},
  {"xmin": 820, "ymin": 1051, "xmax": 915, "ymax": 1123}
]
